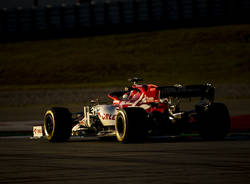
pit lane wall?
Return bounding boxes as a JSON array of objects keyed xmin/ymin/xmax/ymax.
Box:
[{"xmin": 0, "ymin": 0, "xmax": 250, "ymax": 41}]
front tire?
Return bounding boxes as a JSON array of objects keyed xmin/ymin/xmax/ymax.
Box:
[
  {"xmin": 44, "ymin": 107, "xmax": 72, "ymax": 142},
  {"xmin": 115, "ymin": 107, "xmax": 148, "ymax": 143}
]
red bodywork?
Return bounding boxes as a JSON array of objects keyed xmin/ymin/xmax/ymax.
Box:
[{"xmin": 108, "ymin": 84, "xmax": 168, "ymax": 113}]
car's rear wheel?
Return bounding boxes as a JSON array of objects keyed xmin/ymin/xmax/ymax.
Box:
[
  {"xmin": 44, "ymin": 107, "xmax": 72, "ymax": 142},
  {"xmin": 115, "ymin": 107, "xmax": 148, "ymax": 143},
  {"xmin": 199, "ymin": 103, "xmax": 230, "ymax": 140}
]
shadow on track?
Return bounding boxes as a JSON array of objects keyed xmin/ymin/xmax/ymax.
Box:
[{"xmin": 65, "ymin": 133, "xmax": 250, "ymax": 144}]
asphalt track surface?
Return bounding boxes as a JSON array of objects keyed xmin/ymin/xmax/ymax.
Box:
[{"xmin": 0, "ymin": 136, "xmax": 250, "ymax": 184}]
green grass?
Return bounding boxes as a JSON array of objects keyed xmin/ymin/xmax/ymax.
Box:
[{"xmin": 0, "ymin": 24, "xmax": 250, "ymax": 89}]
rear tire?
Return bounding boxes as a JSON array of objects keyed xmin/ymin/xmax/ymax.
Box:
[
  {"xmin": 115, "ymin": 107, "xmax": 148, "ymax": 143},
  {"xmin": 199, "ymin": 103, "xmax": 230, "ymax": 140},
  {"xmin": 44, "ymin": 107, "xmax": 72, "ymax": 142}
]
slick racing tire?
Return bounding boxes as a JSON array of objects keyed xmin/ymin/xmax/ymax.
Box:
[
  {"xmin": 115, "ymin": 107, "xmax": 148, "ymax": 143},
  {"xmin": 44, "ymin": 107, "xmax": 72, "ymax": 142},
  {"xmin": 199, "ymin": 103, "xmax": 230, "ymax": 140}
]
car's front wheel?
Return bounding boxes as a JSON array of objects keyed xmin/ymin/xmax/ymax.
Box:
[{"xmin": 44, "ymin": 107, "xmax": 72, "ymax": 142}]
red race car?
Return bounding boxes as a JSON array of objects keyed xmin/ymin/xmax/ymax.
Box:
[{"xmin": 43, "ymin": 78, "xmax": 230, "ymax": 143}]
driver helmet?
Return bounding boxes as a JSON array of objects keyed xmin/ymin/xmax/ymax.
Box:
[{"xmin": 122, "ymin": 93, "xmax": 129, "ymax": 100}]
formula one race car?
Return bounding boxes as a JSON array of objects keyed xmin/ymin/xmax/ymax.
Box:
[{"xmin": 44, "ymin": 78, "xmax": 230, "ymax": 143}]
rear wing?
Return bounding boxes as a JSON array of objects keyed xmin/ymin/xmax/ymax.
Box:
[{"xmin": 157, "ymin": 84, "xmax": 215, "ymax": 101}]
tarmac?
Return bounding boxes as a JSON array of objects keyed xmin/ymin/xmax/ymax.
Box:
[
  {"xmin": 0, "ymin": 136, "xmax": 250, "ymax": 184},
  {"xmin": 0, "ymin": 115, "xmax": 249, "ymax": 184}
]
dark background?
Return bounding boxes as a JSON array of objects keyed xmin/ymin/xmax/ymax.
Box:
[{"xmin": 1, "ymin": 0, "xmax": 250, "ymax": 42}]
